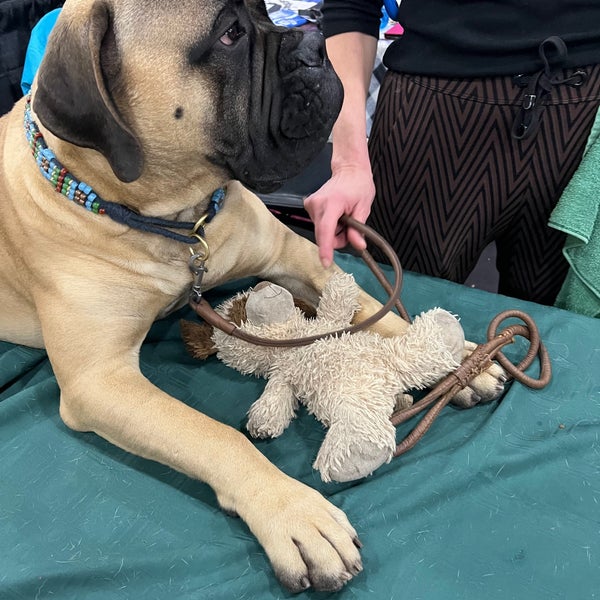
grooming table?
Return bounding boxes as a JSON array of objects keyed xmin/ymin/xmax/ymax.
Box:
[{"xmin": 1, "ymin": 253, "xmax": 599, "ymax": 599}]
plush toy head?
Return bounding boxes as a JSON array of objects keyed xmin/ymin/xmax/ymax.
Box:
[
  {"xmin": 182, "ymin": 274, "xmax": 464, "ymax": 482},
  {"xmin": 245, "ymin": 281, "xmax": 295, "ymax": 324}
]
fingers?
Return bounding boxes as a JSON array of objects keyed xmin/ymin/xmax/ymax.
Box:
[
  {"xmin": 312, "ymin": 205, "xmax": 340, "ymax": 269},
  {"xmin": 304, "ymin": 173, "xmax": 374, "ymax": 268},
  {"xmin": 345, "ymin": 203, "xmax": 371, "ymax": 253}
]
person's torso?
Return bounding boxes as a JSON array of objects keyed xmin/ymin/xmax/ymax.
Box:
[{"xmin": 386, "ymin": 0, "xmax": 600, "ymax": 76}]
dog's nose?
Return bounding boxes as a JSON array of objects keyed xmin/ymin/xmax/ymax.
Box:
[
  {"xmin": 295, "ymin": 31, "xmax": 326, "ymax": 68},
  {"xmin": 279, "ymin": 30, "xmax": 326, "ymax": 71}
]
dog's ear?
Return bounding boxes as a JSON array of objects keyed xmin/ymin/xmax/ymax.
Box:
[
  {"xmin": 33, "ymin": 1, "xmax": 143, "ymax": 183},
  {"xmin": 180, "ymin": 320, "xmax": 218, "ymax": 360}
]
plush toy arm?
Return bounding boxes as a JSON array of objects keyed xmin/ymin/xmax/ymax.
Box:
[
  {"xmin": 313, "ymin": 407, "xmax": 397, "ymax": 484},
  {"xmin": 246, "ymin": 374, "xmax": 299, "ymax": 439},
  {"xmin": 180, "ymin": 320, "xmax": 217, "ymax": 359},
  {"xmin": 316, "ymin": 273, "xmax": 361, "ymax": 326},
  {"xmin": 389, "ymin": 308, "xmax": 465, "ymax": 390}
]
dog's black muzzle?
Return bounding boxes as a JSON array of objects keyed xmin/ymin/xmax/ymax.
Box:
[{"xmin": 229, "ymin": 29, "xmax": 343, "ymax": 193}]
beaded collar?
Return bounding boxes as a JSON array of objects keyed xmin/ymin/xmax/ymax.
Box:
[{"xmin": 23, "ymin": 95, "xmax": 224, "ymax": 244}]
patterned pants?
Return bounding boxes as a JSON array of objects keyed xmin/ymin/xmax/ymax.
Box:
[{"xmin": 367, "ymin": 63, "xmax": 600, "ymax": 305}]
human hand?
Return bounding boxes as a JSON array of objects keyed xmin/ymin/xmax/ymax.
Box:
[{"xmin": 304, "ymin": 165, "xmax": 375, "ymax": 268}]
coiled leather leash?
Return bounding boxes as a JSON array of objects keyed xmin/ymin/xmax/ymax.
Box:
[
  {"xmin": 188, "ymin": 216, "xmax": 552, "ymax": 455},
  {"xmin": 392, "ymin": 310, "xmax": 551, "ymax": 456}
]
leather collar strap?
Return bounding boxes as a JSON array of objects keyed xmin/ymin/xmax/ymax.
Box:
[{"xmin": 24, "ymin": 95, "xmax": 224, "ymax": 244}]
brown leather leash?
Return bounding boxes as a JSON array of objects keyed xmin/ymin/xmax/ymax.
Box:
[
  {"xmin": 391, "ymin": 310, "xmax": 551, "ymax": 456},
  {"xmin": 188, "ymin": 216, "xmax": 552, "ymax": 455},
  {"xmin": 189, "ymin": 216, "xmax": 411, "ymax": 346}
]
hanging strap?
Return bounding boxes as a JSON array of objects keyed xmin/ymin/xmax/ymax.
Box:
[{"xmin": 512, "ymin": 36, "xmax": 588, "ymax": 140}]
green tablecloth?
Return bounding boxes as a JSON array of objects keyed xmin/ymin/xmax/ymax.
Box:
[{"xmin": 1, "ymin": 253, "xmax": 599, "ymax": 599}]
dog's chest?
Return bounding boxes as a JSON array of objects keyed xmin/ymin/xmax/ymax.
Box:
[{"xmin": 157, "ymin": 293, "xmax": 189, "ymax": 319}]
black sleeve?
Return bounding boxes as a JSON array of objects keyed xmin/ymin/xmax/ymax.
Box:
[
  {"xmin": 0, "ymin": 0, "xmax": 64, "ymax": 115},
  {"xmin": 322, "ymin": 0, "xmax": 383, "ymax": 39}
]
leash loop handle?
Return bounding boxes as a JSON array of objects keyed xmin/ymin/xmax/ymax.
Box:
[
  {"xmin": 485, "ymin": 310, "xmax": 551, "ymax": 389},
  {"xmin": 391, "ymin": 310, "xmax": 552, "ymax": 457}
]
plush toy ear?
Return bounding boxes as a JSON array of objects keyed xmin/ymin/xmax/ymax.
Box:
[
  {"xmin": 33, "ymin": 1, "xmax": 143, "ymax": 183},
  {"xmin": 180, "ymin": 320, "xmax": 217, "ymax": 360}
]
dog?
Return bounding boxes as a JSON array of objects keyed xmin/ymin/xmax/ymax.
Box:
[{"xmin": 0, "ymin": 0, "xmax": 505, "ymax": 592}]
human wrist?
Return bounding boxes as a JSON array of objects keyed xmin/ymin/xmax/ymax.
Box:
[
  {"xmin": 330, "ymin": 139, "xmax": 372, "ymax": 176},
  {"xmin": 331, "ymin": 121, "xmax": 370, "ymax": 169}
]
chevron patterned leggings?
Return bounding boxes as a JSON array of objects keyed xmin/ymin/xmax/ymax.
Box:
[{"xmin": 367, "ymin": 64, "xmax": 600, "ymax": 305}]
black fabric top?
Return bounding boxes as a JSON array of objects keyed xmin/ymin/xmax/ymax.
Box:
[
  {"xmin": 0, "ymin": 0, "xmax": 64, "ymax": 115},
  {"xmin": 322, "ymin": 0, "xmax": 600, "ymax": 77}
]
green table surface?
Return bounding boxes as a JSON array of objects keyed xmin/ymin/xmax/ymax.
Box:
[{"xmin": 1, "ymin": 253, "xmax": 599, "ymax": 600}]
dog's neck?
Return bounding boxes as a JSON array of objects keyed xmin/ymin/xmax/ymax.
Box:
[{"xmin": 24, "ymin": 96, "xmax": 225, "ymax": 244}]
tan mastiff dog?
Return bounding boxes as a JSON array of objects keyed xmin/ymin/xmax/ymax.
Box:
[{"xmin": 0, "ymin": 0, "xmax": 504, "ymax": 592}]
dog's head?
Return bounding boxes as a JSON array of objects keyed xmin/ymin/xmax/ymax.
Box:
[{"xmin": 33, "ymin": 0, "xmax": 343, "ymax": 192}]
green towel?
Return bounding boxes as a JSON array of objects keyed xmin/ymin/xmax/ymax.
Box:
[{"xmin": 549, "ymin": 107, "xmax": 600, "ymax": 317}]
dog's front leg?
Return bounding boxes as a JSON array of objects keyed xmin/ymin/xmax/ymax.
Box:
[
  {"xmin": 260, "ymin": 231, "xmax": 410, "ymax": 338},
  {"xmin": 41, "ymin": 306, "xmax": 361, "ymax": 593}
]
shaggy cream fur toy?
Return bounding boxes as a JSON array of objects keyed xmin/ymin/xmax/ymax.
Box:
[{"xmin": 182, "ymin": 273, "xmax": 465, "ymax": 483}]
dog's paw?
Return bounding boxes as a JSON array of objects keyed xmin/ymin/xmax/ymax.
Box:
[
  {"xmin": 450, "ymin": 341, "xmax": 507, "ymax": 408},
  {"xmin": 227, "ymin": 476, "xmax": 363, "ymax": 592}
]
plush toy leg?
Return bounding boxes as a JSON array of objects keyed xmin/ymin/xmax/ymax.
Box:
[
  {"xmin": 428, "ymin": 309, "xmax": 464, "ymax": 363},
  {"xmin": 313, "ymin": 414, "xmax": 397, "ymax": 483},
  {"xmin": 315, "ymin": 273, "xmax": 361, "ymax": 326},
  {"xmin": 394, "ymin": 393, "xmax": 413, "ymax": 412},
  {"xmin": 388, "ymin": 308, "xmax": 465, "ymax": 391},
  {"xmin": 246, "ymin": 374, "xmax": 299, "ymax": 439},
  {"xmin": 423, "ymin": 309, "xmax": 505, "ymax": 408}
]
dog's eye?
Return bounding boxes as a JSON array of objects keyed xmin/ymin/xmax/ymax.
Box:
[{"xmin": 219, "ymin": 22, "xmax": 246, "ymax": 46}]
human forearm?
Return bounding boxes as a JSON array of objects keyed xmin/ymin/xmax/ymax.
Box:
[
  {"xmin": 326, "ymin": 32, "xmax": 378, "ymax": 172},
  {"xmin": 303, "ymin": 32, "xmax": 378, "ymax": 267}
]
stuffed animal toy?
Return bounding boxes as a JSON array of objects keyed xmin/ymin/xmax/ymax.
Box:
[{"xmin": 181, "ymin": 274, "xmax": 465, "ymax": 483}]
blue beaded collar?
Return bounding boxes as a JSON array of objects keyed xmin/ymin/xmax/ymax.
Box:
[{"xmin": 23, "ymin": 95, "xmax": 224, "ymax": 244}]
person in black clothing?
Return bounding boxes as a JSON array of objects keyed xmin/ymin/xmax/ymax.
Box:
[
  {"xmin": 0, "ymin": 0, "xmax": 64, "ymax": 116},
  {"xmin": 305, "ymin": 0, "xmax": 600, "ymax": 305}
]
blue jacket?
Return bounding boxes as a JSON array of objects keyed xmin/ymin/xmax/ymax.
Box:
[{"xmin": 21, "ymin": 8, "xmax": 61, "ymax": 95}]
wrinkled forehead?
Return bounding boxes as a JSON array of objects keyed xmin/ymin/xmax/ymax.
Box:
[{"xmin": 112, "ymin": 0, "xmax": 268, "ymax": 43}]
